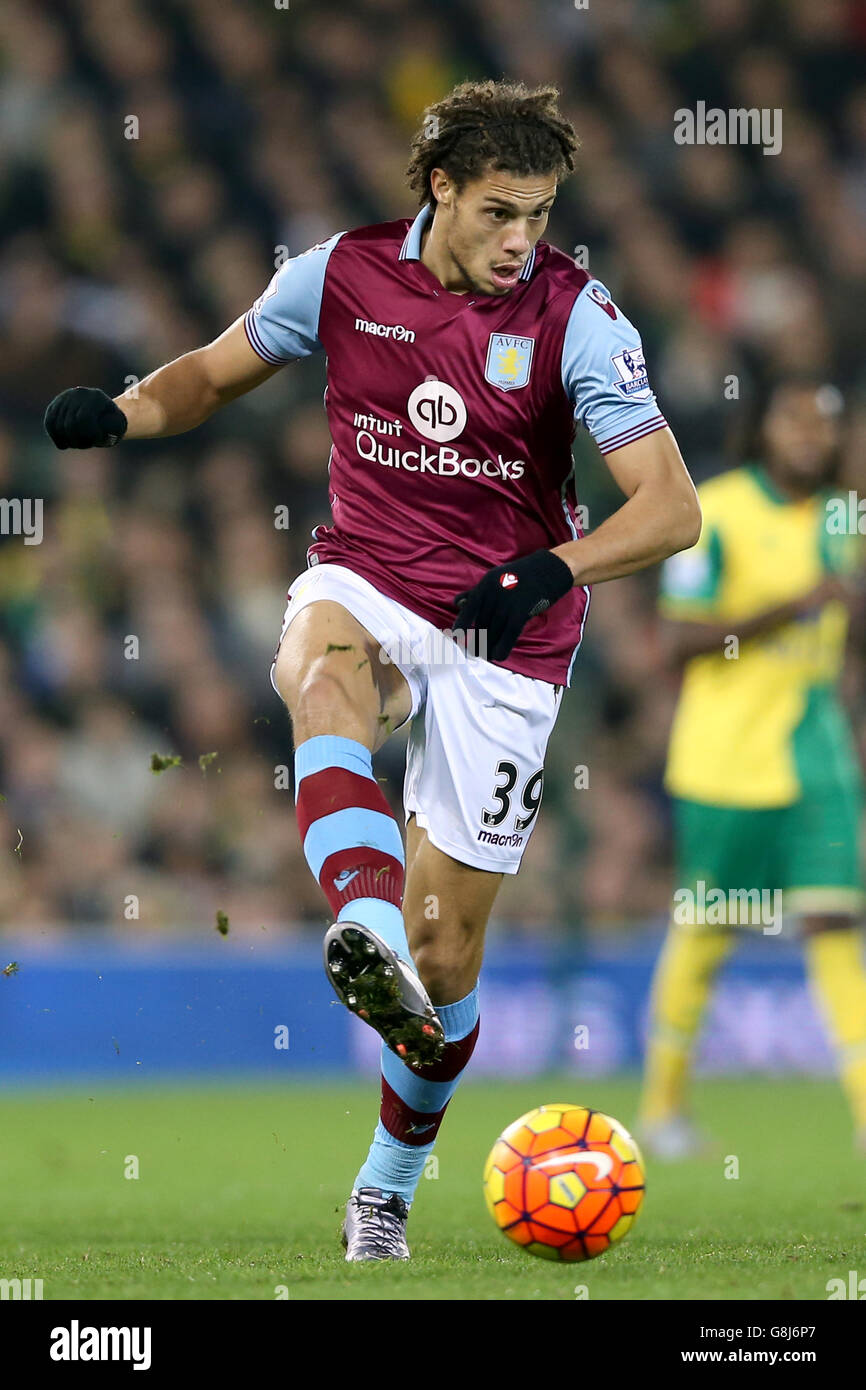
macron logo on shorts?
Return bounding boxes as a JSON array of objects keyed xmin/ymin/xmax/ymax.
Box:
[{"xmin": 499, "ymin": 572, "xmax": 519, "ymax": 589}]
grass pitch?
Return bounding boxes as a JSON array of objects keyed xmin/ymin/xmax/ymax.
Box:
[{"xmin": 2, "ymin": 1077, "xmax": 864, "ymax": 1301}]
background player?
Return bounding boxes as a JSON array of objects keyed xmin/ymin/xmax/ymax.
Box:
[
  {"xmin": 639, "ymin": 377, "xmax": 866, "ymax": 1158},
  {"xmin": 44, "ymin": 80, "xmax": 700, "ymax": 1257}
]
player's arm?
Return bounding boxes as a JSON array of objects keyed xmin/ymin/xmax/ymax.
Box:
[
  {"xmin": 117, "ymin": 320, "xmax": 282, "ymax": 440},
  {"xmin": 552, "ymin": 282, "xmax": 702, "ymax": 583},
  {"xmin": 660, "ymin": 591, "xmax": 821, "ymax": 665},
  {"xmin": 660, "ymin": 576, "xmax": 863, "ymax": 666},
  {"xmin": 454, "ymin": 279, "xmax": 700, "ymax": 661},
  {"xmin": 43, "ymin": 234, "xmax": 341, "ymax": 449},
  {"xmin": 656, "ymin": 510, "xmax": 866, "ymax": 666},
  {"xmin": 44, "ymin": 319, "xmax": 284, "ymax": 449},
  {"xmin": 551, "ymin": 426, "xmax": 700, "ymax": 585}
]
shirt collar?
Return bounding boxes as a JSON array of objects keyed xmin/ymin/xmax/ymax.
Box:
[
  {"xmin": 398, "ymin": 203, "xmax": 536, "ymax": 282},
  {"xmin": 399, "ymin": 204, "xmax": 433, "ymax": 260}
]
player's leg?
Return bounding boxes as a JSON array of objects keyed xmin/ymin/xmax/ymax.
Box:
[
  {"xmin": 273, "ymin": 574, "xmax": 444, "ymax": 1063},
  {"xmin": 786, "ymin": 694, "xmax": 866, "ymax": 1150},
  {"xmin": 802, "ymin": 915, "xmax": 866, "ymax": 1151},
  {"xmin": 638, "ymin": 921, "xmax": 733, "ymax": 1157},
  {"xmin": 348, "ymin": 649, "xmax": 559, "ymax": 1250},
  {"xmin": 404, "ymin": 815, "xmax": 500, "ymax": 1000},
  {"xmin": 350, "ymin": 819, "xmax": 499, "ymax": 1218},
  {"xmin": 638, "ymin": 799, "xmax": 769, "ymax": 1157},
  {"xmin": 276, "ymin": 599, "xmax": 411, "ymax": 748},
  {"xmin": 784, "ymin": 774, "xmax": 866, "ymax": 1150}
]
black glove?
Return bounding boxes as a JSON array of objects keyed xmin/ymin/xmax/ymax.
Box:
[
  {"xmin": 44, "ymin": 387, "xmax": 128, "ymax": 450},
  {"xmin": 453, "ymin": 549, "xmax": 574, "ymax": 662}
]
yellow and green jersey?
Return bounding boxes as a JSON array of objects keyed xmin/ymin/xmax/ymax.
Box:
[{"xmin": 660, "ymin": 464, "xmax": 862, "ymax": 808}]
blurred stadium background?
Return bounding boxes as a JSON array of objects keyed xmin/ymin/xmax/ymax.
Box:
[{"xmin": 1, "ymin": 0, "xmax": 864, "ymax": 1083}]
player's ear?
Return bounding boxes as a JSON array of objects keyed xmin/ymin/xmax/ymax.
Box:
[{"xmin": 430, "ymin": 168, "xmax": 453, "ymax": 207}]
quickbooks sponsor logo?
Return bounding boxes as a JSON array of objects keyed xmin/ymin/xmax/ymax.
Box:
[
  {"xmin": 353, "ymin": 384, "xmax": 525, "ymax": 479},
  {"xmin": 354, "ymin": 317, "xmax": 415, "ymax": 342},
  {"xmin": 408, "ymin": 380, "xmax": 466, "ymax": 443},
  {"xmin": 355, "ymin": 431, "xmax": 525, "ymax": 481},
  {"xmin": 353, "ymin": 411, "xmax": 405, "ymax": 436}
]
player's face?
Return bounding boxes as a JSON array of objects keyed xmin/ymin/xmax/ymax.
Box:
[
  {"xmin": 431, "ymin": 168, "xmax": 558, "ymax": 296},
  {"xmin": 762, "ymin": 385, "xmax": 843, "ymax": 491}
]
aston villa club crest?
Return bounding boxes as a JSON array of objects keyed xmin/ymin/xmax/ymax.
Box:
[{"xmin": 484, "ymin": 333, "xmax": 535, "ymax": 391}]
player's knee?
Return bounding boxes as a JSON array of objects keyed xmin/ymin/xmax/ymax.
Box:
[
  {"xmin": 801, "ymin": 914, "xmax": 858, "ymax": 938},
  {"xmin": 413, "ymin": 953, "xmax": 463, "ymax": 1004},
  {"xmin": 412, "ymin": 933, "xmax": 476, "ymax": 1004},
  {"xmin": 290, "ymin": 665, "xmax": 368, "ymax": 744}
]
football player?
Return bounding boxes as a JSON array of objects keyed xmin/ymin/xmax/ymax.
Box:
[{"xmin": 45, "ymin": 80, "xmax": 700, "ymax": 1257}]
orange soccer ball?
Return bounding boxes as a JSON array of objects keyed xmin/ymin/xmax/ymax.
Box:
[{"xmin": 483, "ymin": 1103, "xmax": 646, "ymax": 1262}]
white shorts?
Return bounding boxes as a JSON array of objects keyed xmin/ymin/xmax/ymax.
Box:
[{"xmin": 271, "ymin": 563, "xmax": 563, "ymax": 874}]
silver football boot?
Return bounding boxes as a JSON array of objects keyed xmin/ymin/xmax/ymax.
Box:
[
  {"xmin": 323, "ymin": 921, "xmax": 445, "ymax": 1066},
  {"xmin": 342, "ymin": 1187, "xmax": 411, "ymax": 1262}
]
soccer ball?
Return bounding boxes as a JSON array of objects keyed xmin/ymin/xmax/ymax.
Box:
[{"xmin": 483, "ymin": 1102, "xmax": 645, "ymax": 1261}]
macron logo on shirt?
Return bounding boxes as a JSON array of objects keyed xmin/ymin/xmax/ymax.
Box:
[{"xmin": 354, "ymin": 317, "xmax": 416, "ymax": 343}]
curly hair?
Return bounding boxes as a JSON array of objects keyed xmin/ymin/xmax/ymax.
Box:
[
  {"xmin": 731, "ymin": 372, "xmax": 845, "ymax": 470},
  {"xmin": 406, "ymin": 79, "xmax": 579, "ymax": 209}
]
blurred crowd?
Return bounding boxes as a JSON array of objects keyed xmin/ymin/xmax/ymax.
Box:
[{"xmin": 0, "ymin": 0, "xmax": 864, "ymax": 937}]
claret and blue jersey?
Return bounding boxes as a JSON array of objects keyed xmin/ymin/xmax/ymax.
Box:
[{"xmin": 244, "ymin": 205, "xmax": 668, "ymax": 685}]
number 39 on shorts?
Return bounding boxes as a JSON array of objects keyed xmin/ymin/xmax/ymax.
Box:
[{"xmin": 482, "ymin": 761, "xmax": 544, "ymax": 833}]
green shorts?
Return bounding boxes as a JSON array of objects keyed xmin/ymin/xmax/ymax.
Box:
[
  {"xmin": 673, "ymin": 788, "xmax": 864, "ymax": 927},
  {"xmin": 672, "ymin": 685, "xmax": 864, "ymax": 927}
]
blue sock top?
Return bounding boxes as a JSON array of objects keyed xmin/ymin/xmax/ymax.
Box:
[{"xmin": 294, "ymin": 735, "xmax": 374, "ymax": 800}]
